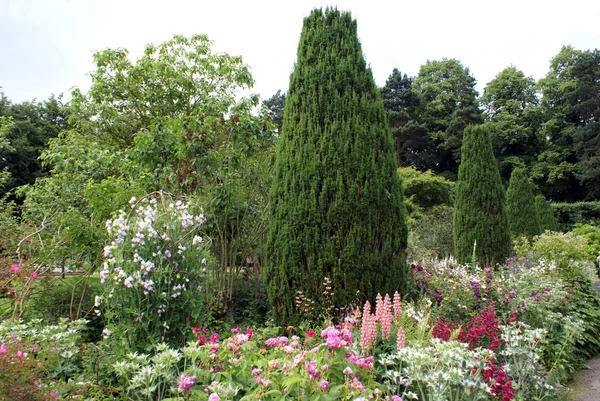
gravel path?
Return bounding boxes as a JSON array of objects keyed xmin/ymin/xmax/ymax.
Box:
[{"xmin": 568, "ymin": 281, "xmax": 600, "ymax": 400}]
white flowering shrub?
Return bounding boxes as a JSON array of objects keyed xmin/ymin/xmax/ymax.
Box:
[
  {"xmin": 98, "ymin": 192, "xmax": 210, "ymax": 350},
  {"xmin": 379, "ymin": 338, "xmax": 493, "ymax": 401}
]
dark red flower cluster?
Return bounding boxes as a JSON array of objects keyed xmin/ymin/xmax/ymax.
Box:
[
  {"xmin": 459, "ymin": 303, "xmax": 500, "ymax": 351},
  {"xmin": 483, "ymin": 359, "xmax": 515, "ymax": 401},
  {"xmin": 432, "ymin": 319, "xmax": 458, "ymax": 342}
]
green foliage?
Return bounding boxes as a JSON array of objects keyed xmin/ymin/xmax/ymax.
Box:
[
  {"xmin": 571, "ymin": 223, "xmax": 600, "ymax": 254},
  {"xmin": 0, "ymin": 94, "xmax": 68, "ymax": 200},
  {"xmin": 506, "ymin": 167, "xmax": 542, "ymax": 238},
  {"xmin": 380, "ymin": 68, "xmax": 429, "ymax": 169},
  {"xmin": 98, "ymin": 193, "xmax": 211, "ymax": 351},
  {"xmin": 535, "ymin": 194, "xmax": 559, "ymax": 232},
  {"xmin": 262, "ymin": 89, "xmax": 285, "ymax": 134},
  {"xmin": 267, "ymin": 8, "xmax": 407, "ymax": 324},
  {"xmin": 481, "ymin": 66, "xmax": 542, "ymax": 183},
  {"xmin": 397, "ymin": 167, "xmax": 454, "ymax": 212},
  {"xmin": 514, "ymin": 230, "xmax": 594, "ymax": 270},
  {"xmin": 413, "ymin": 59, "xmax": 483, "ymax": 179},
  {"xmin": 453, "ymin": 124, "xmax": 511, "ymax": 267},
  {"xmin": 551, "ymin": 201, "xmax": 600, "ymax": 231},
  {"xmin": 407, "ymin": 205, "xmax": 454, "ymax": 262}
]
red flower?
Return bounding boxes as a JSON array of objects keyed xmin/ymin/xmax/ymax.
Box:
[{"xmin": 306, "ymin": 330, "xmax": 315, "ymax": 338}]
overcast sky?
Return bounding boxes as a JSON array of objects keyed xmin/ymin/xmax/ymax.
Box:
[{"xmin": 1, "ymin": 0, "xmax": 600, "ymax": 104}]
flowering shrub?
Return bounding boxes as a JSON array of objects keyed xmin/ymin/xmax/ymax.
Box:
[
  {"xmin": 98, "ymin": 193, "xmax": 211, "ymax": 350},
  {"xmin": 100, "ymin": 324, "xmax": 399, "ymax": 401},
  {"xmin": 0, "ymin": 318, "xmax": 86, "ymax": 399},
  {"xmin": 380, "ymin": 338, "xmax": 494, "ymax": 401}
]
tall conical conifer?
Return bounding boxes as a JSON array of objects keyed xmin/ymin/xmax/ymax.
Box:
[
  {"xmin": 506, "ymin": 167, "xmax": 542, "ymax": 238},
  {"xmin": 535, "ymin": 194, "xmax": 559, "ymax": 232},
  {"xmin": 266, "ymin": 8, "xmax": 407, "ymax": 324},
  {"xmin": 453, "ymin": 124, "xmax": 510, "ymax": 266}
]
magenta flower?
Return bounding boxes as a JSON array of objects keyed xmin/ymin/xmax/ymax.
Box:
[
  {"xmin": 325, "ymin": 334, "xmax": 341, "ymax": 349},
  {"xmin": 231, "ymin": 327, "xmax": 241, "ymax": 333},
  {"xmin": 0, "ymin": 345, "xmax": 8, "ymax": 354},
  {"xmin": 50, "ymin": 390, "xmax": 58, "ymax": 399},
  {"xmin": 30, "ymin": 272, "xmax": 39, "ymax": 279},
  {"xmin": 178, "ymin": 373, "xmax": 196, "ymax": 391},
  {"xmin": 306, "ymin": 329, "xmax": 315, "ymax": 338},
  {"xmin": 16, "ymin": 349, "xmax": 24, "ymax": 359},
  {"xmin": 210, "ymin": 332, "xmax": 219, "ymax": 342},
  {"xmin": 10, "ymin": 264, "xmax": 20, "ymax": 273},
  {"xmin": 319, "ymin": 380, "xmax": 329, "ymax": 391}
]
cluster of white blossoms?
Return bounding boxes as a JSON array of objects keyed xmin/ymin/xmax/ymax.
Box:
[{"xmin": 98, "ymin": 195, "xmax": 208, "ymax": 320}]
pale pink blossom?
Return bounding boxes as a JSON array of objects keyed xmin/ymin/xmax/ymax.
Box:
[
  {"xmin": 393, "ymin": 291, "xmax": 402, "ymax": 321},
  {"xmin": 178, "ymin": 373, "xmax": 196, "ymax": 391},
  {"xmin": 319, "ymin": 380, "xmax": 329, "ymax": 391},
  {"xmin": 208, "ymin": 393, "xmax": 220, "ymax": 401},
  {"xmin": 397, "ymin": 327, "xmax": 406, "ymax": 350},
  {"xmin": 326, "ymin": 334, "xmax": 341, "ymax": 349}
]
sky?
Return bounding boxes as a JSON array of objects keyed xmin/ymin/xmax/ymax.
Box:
[{"xmin": 1, "ymin": 0, "xmax": 600, "ymax": 104}]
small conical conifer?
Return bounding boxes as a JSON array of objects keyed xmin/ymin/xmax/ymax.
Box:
[
  {"xmin": 453, "ymin": 124, "xmax": 511, "ymax": 267},
  {"xmin": 535, "ymin": 194, "xmax": 558, "ymax": 232},
  {"xmin": 506, "ymin": 167, "xmax": 542, "ymax": 238},
  {"xmin": 266, "ymin": 8, "xmax": 407, "ymax": 324}
]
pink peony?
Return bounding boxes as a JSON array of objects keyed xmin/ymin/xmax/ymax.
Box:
[
  {"xmin": 343, "ymin": 366, "xmax": 353, "ymax": 375},
  {"xmin": 208, "ymin": 393, "xmax": 220, "ymax": 401},
  {"xmin": 231, "ymin": 327, "xmax": 241, "ymax": 333},
  {"xmin": 0, "ymin": 345, "xmax": 8, "ymax": 354},
  {"xmin": 10, "ymin": 264, "xmax": 20, "ymax": 273},
  {"xmin": 16, "ymin": 349, "xmax": 24, "ymax": 359},
  {"xmin": 178, "ymin": 373, "xmax": 196, "ymax": 391},
  {"xmin": 326, "ymin": 334, "xmax": 341, "ymax": 349},
  {"xmin": 319, "ymin": 380, "xmax": 329, "ymax": 391},
  {"xmin": 210, "ymin": 333, "xmax": 219, "ymax": 342}
]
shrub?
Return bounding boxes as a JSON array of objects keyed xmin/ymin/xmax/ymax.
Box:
[
  {"xmin": 506, "ymin": 167, "xmax": 541, "ymax": 238},
  {"xmin": 453, "ymin": 124, "xmax": 511, "ymax": 267},
  {"xmin": 407, "ymin": 205, "xmax": 454, "ymax": 262},
  {"xmin": 267, "ymin": 8, "xmax": 407, "ymax": 324},
  {"xmin": 535, "ymin": 195, "xmax": 559, "ymax": 232},
  {"xmin": 97, "ymin": 192, "xmax": 211, "ymax": 351}
]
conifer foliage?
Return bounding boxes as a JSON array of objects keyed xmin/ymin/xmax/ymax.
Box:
[
  {"xmin": 266, "ymin": 8, "xmax": 407, "ymax": 324},
  {"xmin": 506, "ymin": 167, "xmax": 542, "ymax": 238},
  {"xmin": 453, "ymin": 125, "xmax": 510, "ymax": 267},
  {"xmin": 535, "ymin": 194, "xmax": 559, "ymax": 232}
]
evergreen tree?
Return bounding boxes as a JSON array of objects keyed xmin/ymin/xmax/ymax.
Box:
[
  {"xmin": 380, "ymin": 69, "xmax": 430, "ymax": 169},
  {"xmin": 453, "ymin": 124, "xmax": 510, "ymax": 267},
  {"xmin": 535, "ymin": 194, "xmax": 559, "ymax": 232},
  {"xmin": 262, "ymin": 89, "xmax": 285, "ymax": 134},
  {"xmin": 266, "ymin": 8, "xmax": 407, "ymax": 324},
  {"xmin": 413, "ymin": 59, "xmax": 483, "ymax": 179},
  {"xmin": 506, "ymin": 167, "xmax": 542, "ymax": 238}
]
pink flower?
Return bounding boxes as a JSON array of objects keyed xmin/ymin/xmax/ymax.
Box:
[
  {"xmin": 245, "ymin": 329, "xmax": 253, "ymax": 338},
  {"xmin": 16, "ymin": 349, "xmax": 24, "ymax": 359},
  {"xmin": 381, "ymin": 294, "xmax": 393, "ymax": 341},
  {"xmin": 321, "ymin": 326, "xmax": 339, "ymax": 339},
  {"xmin": 341, "ymin": 328, "xmax": 353, "ymax": 342},
  {"xmin": 210, "ymin": 333, "xmax": 219, "ymax": 342},
  {"xmin": 321, "ymin": 364, "xmax": 329, "ymax": 371},
  {"xmin": 306, "ymin": 330, "xmax": 316, "ymax": 338},
  {"xmin": 192, "ymin": 327, "xmax": 201, "ymax": 333},
  {"xmin": 326, "ymin": 334, "xmax": 341, "ymax": 349},
  {"xmin": 343, "ymin": 366, "xmax": 353, "ymax": 375},
  {"xmin": 178, "ymin": 373, "xmax": 197, "ymax": 391},
  {"xmin": 397, "ymin": 327, "xmax": 406, "ymax": 350},
  {"xmin": 393, "ymin": 291, "xmax": 402, "ymax": 321},
  {"xmin": 231, "ymin": 327, "xmax": 241, "ymax": 333},
  {"xmin": 306, "ymin": 360, "xmax": 321, "ymax": 379},
  {"xmin": 30, "ymin": 272, "xmax": 39, "ymax": 279},
  {"xmin": 0, "ymin": 345, "xmax": 8, "ymax": 354},
  {"xmin": 50, "ymin": 390, "xmax": 58, "ymax": 399},
  {"xmin": 208, "ymin": 393, "xmax": 220, "ymax": 401},
  {"xmin": 392, "ymin": 396, "xmax": 402, "ymax": 401},
  {"xmin": 10, "ymin": 264, "xmax": 20, "ymax": 273},
  {"xmin": 319, "ymin": 380, "xmax": 329, "ymax": 391}
]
